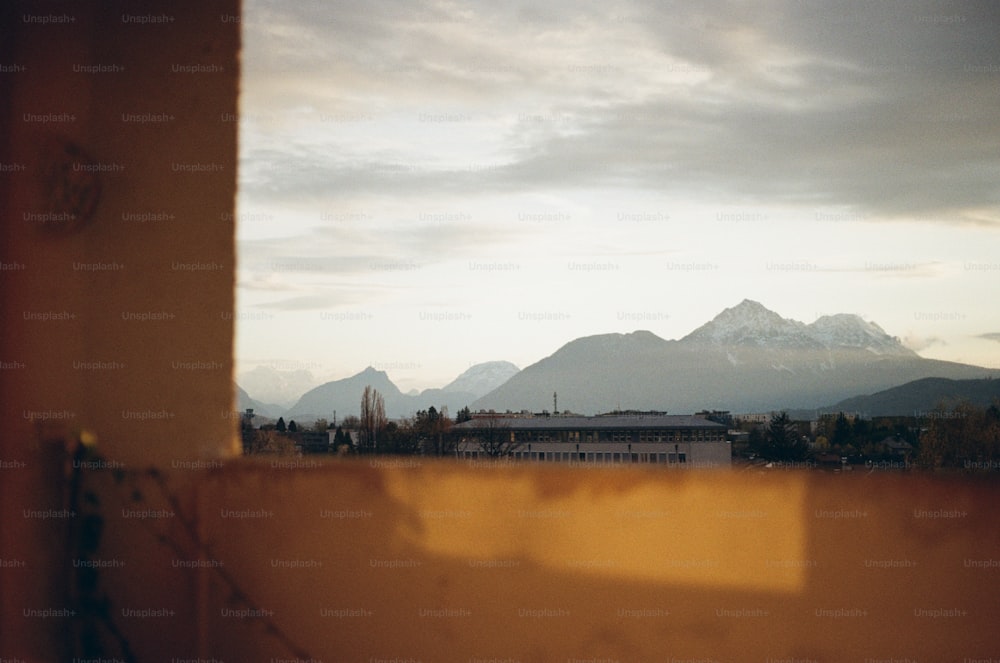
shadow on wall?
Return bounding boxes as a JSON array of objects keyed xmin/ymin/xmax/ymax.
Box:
[{"xmin": 83, "ymin": 458, "xmax": 1000, "ymax": 661}]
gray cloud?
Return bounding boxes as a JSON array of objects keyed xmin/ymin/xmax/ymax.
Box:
[{"xmin": 242, "ymin": 0, "xmax": 1000, "ymax": 224}]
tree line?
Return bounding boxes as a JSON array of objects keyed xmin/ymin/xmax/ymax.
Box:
[
  {"xmin": 745, "ymin": 402, "xmax": 1000, "ymax": 470},
  {"xmin": 243, "ymin": 385, "xmax": 477, "ymax": 457}
]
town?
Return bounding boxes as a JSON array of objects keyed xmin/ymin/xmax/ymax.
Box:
[{"xmin": 238, "ymin": 387, "xmax": 1000, "ymax": 471}]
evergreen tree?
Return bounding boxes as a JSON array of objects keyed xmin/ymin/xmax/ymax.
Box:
[
  {"xmin": 288, "ymin": 419, "xmax": 298, "ymax": 433},
  {"xmin": 763, "ymin": 411, "xmax": 808, "ymax": 461},
  {"xmin": 852, "ymin": 417, "xmax": 869, "ymax": 447},
  {"xmin": 276, "ymin": 416, "xmax": 286, "ymax": 433},
  {"xmin": 832, "ymin": 412, "xmax": 852, "ymax": 449}
]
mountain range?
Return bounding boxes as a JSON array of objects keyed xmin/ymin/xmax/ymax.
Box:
[
  {"xmin": 236, "ymin": 300, "xmax": 1000, "ymax": 421},
  {"xmin": 241, "ymin": 361, "xmax": 520, "ymax": 422},
  {"xmin": 471, "ymin": 299, "xmax": 999, "ymax": 415}
]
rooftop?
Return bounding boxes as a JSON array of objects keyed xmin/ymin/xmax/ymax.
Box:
[{"xmin": 453, "ymin": 414, "xmax": 727, "ymax": 431}]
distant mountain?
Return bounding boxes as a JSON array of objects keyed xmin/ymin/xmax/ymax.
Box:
[
  {"xmin": 234, "ymin": 383, "xmax": 284, "ymax": 419},
  {"xmin": 283, "ymin": 366, "xmax": 407, "ymax": 422},
  {"xmin": 441, "ymin": 361, "xmax": 520, "ymax": 397},
  {"xmin": 283, "ymin": 361, "xmax": 518, "ymax": 422},
  {"xmin": 820, "ymin": 377, "xmax": 1000, "ymax": 417},
  {"xmin": 472, "ymin": 300, "xmax": 1000, "ymax": 415},
  {"xmin": 236, "ymin": 365, "xmax": 319, "ymax": 409}
]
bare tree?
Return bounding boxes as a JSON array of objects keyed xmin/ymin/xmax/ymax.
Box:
[
  {"xmin": 360, "ymin": 385, "xmax": 386, "ymax": 454},
  {"xmin": 467, "ymin": 412, "xmax": 518, "ymax": 458}
]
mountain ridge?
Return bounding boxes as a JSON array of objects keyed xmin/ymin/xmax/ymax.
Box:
[
  {"xmin": 238, "ymin": 300, "xmax": 998, "ymax": 420},
  {"xmin": 472, "ymin": 300, "xmax": 998, "ymax": 414},
  {"xmin": 276, "ymin": 361, "xmax": 520, "ymax": 421},
  {"xmin": 818, "ymin": 377, "xmax": 1000, "ymax": 417}
]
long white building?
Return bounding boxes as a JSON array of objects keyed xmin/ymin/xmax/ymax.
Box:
[{"xmin": 452, "ymin": 412, "xmax": 730, "ymax": 467}]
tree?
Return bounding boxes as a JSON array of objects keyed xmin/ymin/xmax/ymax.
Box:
[
  {"xmin": 359, "ymin": 385, "xmax": 386, "ymax": 454},
  {"xmin": 760, "ymin": 411, "xmax": 808, "ymax": 461},
  {"xmin": 916, "ymin": 401, "xmax": 1000, "ymax": 469},
  {"xmin": 852, "ymin": 416, "xmax": 870, "ymax": 446},
  {"xmin": 832, "ymin": 412, "xmax": 851, "ymax": 449},
  {"xmin": 414, "ymin": 405, "xmax": 455, "ymax": 456},
  {"xmin": 276, "ymin": 417, "xmax": 286, "ymax": 433},
  {"xmin": 465, "ymin": 413, "xmax": 518, "ymax": 458},
  {"xmin": 248, "ymin": 429, "xmax": 296, "ymax": 455},
  {"xmin": 455, "ymin": 406, "xmax": 472, "ymax": 424},
  {"xmin": 312, "ymin": 418, "xmax": 328, "ymax": 433},
  {"xmin": 332, "ymin": 426, "xmax": 353, "ymax": 454},
  {"xmin": 381, "ymin": 420, "xmax": 422, "ymax": 455},
  {"xmin": 288, "ymin": 419, "xmax": 298, "ymax": 433}
]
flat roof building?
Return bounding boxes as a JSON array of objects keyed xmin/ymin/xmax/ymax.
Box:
[{"xmin": 452, "ymin": 412, "xmax": 730, "ymax": 467}]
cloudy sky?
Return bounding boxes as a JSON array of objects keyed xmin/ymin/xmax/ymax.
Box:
[{"xmin": 235, "ymin": 0, "xmax": 1000, "ymax": 394}]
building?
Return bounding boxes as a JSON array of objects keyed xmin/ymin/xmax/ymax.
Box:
[
  {"xmin": 452, "ymin": 412, "xmax": 730, "ymax": 467},
  {"xmin": 736, "ymin": 413, "xmax": 770, "ymax": 425}
]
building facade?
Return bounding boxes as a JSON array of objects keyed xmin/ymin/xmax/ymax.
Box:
[{"xmin": 452, "ymin": 412, "xmax": 731, "ymax": 467}]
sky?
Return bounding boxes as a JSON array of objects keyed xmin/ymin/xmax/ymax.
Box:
[{"xmin": 235, "ymin": 0, "xmax": 1000, "ymax": 395}]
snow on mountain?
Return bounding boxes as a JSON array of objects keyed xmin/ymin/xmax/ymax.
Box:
[
  {"xmin": 682, "ymin": 299, "xmax": 823, "ymax": 349},
  {"xmin": 441, "ymin": 361, "xmax": 520, "ymax": 398},
  {"xmin": 682, "ymin": 299, "xmax": 914, "ymax": 355},
  {"xmin": 807, "ymin": 314, "xmax": 915, "ymax": 356}
]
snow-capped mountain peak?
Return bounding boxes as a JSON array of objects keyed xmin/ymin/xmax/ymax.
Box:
[
  {"xmin": 807, "ymin": 314, "xmax": 915, "ymax": 356},
  {"xmin": 682, "ymin": 300, "xmax": 914, "ymax": 355},
  {"xmin": 682, "ymin": 299, "xmax": 822, "ymax": 349}
]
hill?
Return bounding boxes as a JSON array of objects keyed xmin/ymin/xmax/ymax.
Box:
[{"xmin": 820, "ymin": 377, "xmax": 1000, "ymax": 417}]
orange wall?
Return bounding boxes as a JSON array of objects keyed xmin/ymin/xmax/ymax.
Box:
[
  {"xmin": 0, "ymin": 1, "xmax": 238, "ymax": 659},
  {"xmin": 142, "ymin": 460, "xmax": 1000, "ymax": 661}
]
